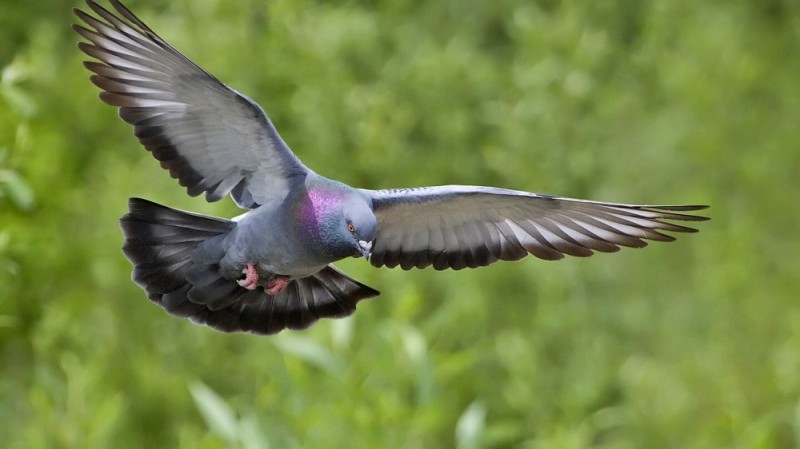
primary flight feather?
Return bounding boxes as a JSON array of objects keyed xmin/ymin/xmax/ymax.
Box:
[{"xmin": 74, "ymin": 0, "xmax": 709, "ymax": 335}]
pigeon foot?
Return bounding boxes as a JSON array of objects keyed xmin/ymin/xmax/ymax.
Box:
[
  {"xmin": 236, "ymin": 264, "xmax": 259, "ymax": 290},
  {"xmin": 264, "ymin": 275, "xmax": 291, "ymax": 295}
]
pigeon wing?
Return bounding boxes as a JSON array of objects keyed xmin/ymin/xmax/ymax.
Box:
[
  {"xmin": 73, "ymin": 0, "xmax": 307, "ymax": 209},
  {"xmin": 364, "ymin": 186, "xmax": 709, "ymax": 270}
]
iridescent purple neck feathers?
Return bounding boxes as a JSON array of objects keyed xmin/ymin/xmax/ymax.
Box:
[{"xmin": 293, "ymin": 181, "xmax": 376, "ymax": 261}]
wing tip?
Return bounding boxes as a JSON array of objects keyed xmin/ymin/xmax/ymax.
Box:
[{"xmin": 643, "ymin": 204, "xmax": 711, "ymax": 222}]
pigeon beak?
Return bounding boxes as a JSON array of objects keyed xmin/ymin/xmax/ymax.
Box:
[{"xmin": 358, "ymin": 240, "xmax": 372, "ymax": 260}]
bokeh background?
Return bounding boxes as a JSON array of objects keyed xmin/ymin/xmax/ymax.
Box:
[{"xmin": 2, "ymin": 0, "xmax": 799, "ymax": 447}]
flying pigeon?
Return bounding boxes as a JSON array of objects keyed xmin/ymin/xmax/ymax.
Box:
[{"xmin": 73, "ymin": 0, "xmax": 709, "ymax": 335}]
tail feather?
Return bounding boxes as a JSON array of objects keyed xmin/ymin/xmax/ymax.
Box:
[
  {"xmin": 232, "ymin": 266, "xmax": 380, "ymax": 334},
  {"xmin": 121, "ymin": 198, "xmax": 232, "ymax": 299},
  {"xmin": 120, "ymin": 197, "xmax": 379, "ymax": 335},
  {"xmin": 184, "ymin": 263, "xmax": 227, "ymax": 287},
  {"xmin": 187, "ymin": 277, "xmax": 240, "ymax": 310}
]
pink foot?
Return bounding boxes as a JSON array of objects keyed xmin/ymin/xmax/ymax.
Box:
[
  {"xmin": 264, "ymin": 275, "xmax": 291, "ymax": 296},
  {"xmin": 236, "ymin": 264, "xmax": 259, "ymax": 290}
]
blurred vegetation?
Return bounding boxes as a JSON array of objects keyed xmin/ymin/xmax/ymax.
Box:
[{"xmin": 1, "ymin": 0, "xmax": 799, "ymax": 447}]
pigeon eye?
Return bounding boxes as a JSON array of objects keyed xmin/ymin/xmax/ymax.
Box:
[{"xmin": 348, "ymin": 223, "xmax": 356, "ymax": 233}]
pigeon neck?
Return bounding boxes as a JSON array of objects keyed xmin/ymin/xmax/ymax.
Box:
[{"xmin": 293, "ymin": 183, "xmax": 353, "ymax": 260}]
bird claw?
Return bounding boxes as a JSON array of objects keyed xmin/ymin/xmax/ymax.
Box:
[
  {"xmin": 264, "ymin": 275, "xmax": 291, "ymax": 296},
  {"xmin": 236, "ymin": 264, "xmax": 290, "ymax": 295},
  {"xmin": 236, "ymin": 264, "xmax": 259, "ymax": 290}
]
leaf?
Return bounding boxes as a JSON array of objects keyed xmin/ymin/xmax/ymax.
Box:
[
  {"xmin": 455, "ymin": 400, "xmax": 486, "ymax": 449},
  {"xmin": 330, "ymin": 317, "xmax": 353, "ymax": 351},
  {"xmin": 0, "ymin": 169, "xmax": 35, "ymax": 211},
  {"xmin": 272, "ymin": 334, "xmax": 344, "ymax": 375},
  {"xmin": 398, "ymin": 325, "xmax": 434, "ymax": 404},
  {"xmin": 239, "ymin": 414, "xmax": 271, "ymax": 449},
  {"xmin": 1, "ymin": 58, "xmax": 29, "ymax": 85},
  {"xmin": 1, "ymin": 86, "xmax": 37, "ymax": 118},
  {"xmin": 189, "ymin": 381, "xmax": 239, "ymax": 444}
]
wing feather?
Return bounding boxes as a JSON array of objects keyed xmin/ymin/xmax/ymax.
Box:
[
  {"xmin": 74, "ymin": 0, "xmax": 308, "ymax": 208},
  {"xmin": 364, "ymin": 186, "xmax": 709, "ymax": 270}
]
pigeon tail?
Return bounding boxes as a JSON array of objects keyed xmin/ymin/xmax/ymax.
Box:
[{"xmin": 120, "ymin": 198, "xmax": 380, "ymax": 335}]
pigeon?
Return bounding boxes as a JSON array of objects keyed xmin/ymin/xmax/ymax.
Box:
[{"xmin": 73, "ymin": 0, "xmax": 709, "ymax": 335}]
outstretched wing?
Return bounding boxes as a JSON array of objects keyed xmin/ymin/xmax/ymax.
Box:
[
  {"xmin": 364, "ymin": 185, "xmax": 709, "ymax": 270},
  {"xmin": 74, "ymin": 0, "xmax": 308, "ymax": 209}
]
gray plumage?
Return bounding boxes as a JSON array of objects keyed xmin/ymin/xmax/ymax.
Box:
[
  {"xmin": 365, "ymin": 186, "xmax": 706, "ymax": 270},
  {"xmin": 121, "ymin": 198, "xmax": 377, "ymax": 333},
  {"xmin": 75, "ymin": 0, "xmax": 709, "ymax": 335}
]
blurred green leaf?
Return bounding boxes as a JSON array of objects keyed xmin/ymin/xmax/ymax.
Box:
[
  {"xmin": 1, "ymin": 86, "xmax": 37, "ymax": 118},
  {"xmin": 0, "ymin": 169, "xmax": 35, "ymax": 211},
  {"xmin": 455, "ymin": 400, "xmax": 486, "ymax": 449},
  {"xmin": 1, "ymin": 57, "xmax": 29, "ymax": 85},
  {"xmin": 271, "ymin": 334, "xmax": 344, "ymax": 375},
  {"xmin": 189, "ymin": 382, "xmax": 239, "ymax": 444},
  {"xmin": 239, "ymin": 414, "xmax": 270, "ymax": 449},
  {"xmin": 1, "ymin": 58, "xmax": 36, "ymax": 118}
]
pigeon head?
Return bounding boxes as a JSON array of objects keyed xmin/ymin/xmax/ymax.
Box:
[
  {"xmin": 296, "ymin": 182, "xmax": 376, "ymax": 261},
  {"xmin": 342, "ymin": 195, "xmax": 377, "ymax": 258}
]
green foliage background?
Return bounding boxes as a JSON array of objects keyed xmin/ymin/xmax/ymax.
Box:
[{"xmin": 2, "ymin": 0, "xmax": 798, "ymax": 447}]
